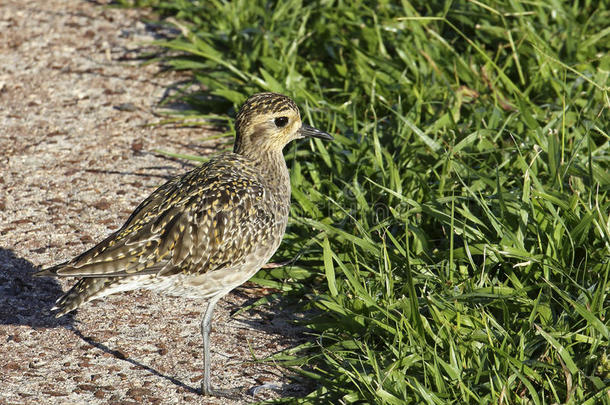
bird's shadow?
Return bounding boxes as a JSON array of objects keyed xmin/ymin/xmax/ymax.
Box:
[
  {"xmin": 0, "ymin": 248, "xmax": 200, "ymax": 393},
  {"xmin": 0, "ymin": 248, "xmax": 72, "ymax": 328},
  {"xmin": 73, "ymin": 329, "xmax": 200, "ymax": 394}
]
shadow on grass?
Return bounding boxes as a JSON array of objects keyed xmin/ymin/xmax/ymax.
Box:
[{"xmin": 225, "ymin": 286, "xmax": 317, "ymax": 398}]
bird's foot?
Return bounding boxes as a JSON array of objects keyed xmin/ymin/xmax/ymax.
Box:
[{"xmin": 200, "ymin": 383, "xmax": 243, "ymax": 398}]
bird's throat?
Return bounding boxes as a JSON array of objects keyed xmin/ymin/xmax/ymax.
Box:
[{"xmin": 251, "ymin": 150, "xmax": 291, "ymax": 205}]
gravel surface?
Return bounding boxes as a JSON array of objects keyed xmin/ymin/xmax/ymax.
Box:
[{"xmin": 0, "ymin": 1, "xmax": 309, "ymax": 403}]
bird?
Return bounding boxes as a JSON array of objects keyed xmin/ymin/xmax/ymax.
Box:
[{"xmin": 35, "ymin": 92, "xmax": 333, "ymax": 396}]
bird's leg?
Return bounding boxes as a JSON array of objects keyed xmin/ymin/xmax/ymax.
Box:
[
  {"xmin": 200, "ymin": 294, "xmax": 242, "ymax": 398},
  {"xmin": 201, "ymin": 294, "xmax": 221, "ymax": 396}
]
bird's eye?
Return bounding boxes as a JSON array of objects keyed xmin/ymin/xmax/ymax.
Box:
[{"xmin": 274, "ymin": 116, "xmax": 289, "ymax": 128}]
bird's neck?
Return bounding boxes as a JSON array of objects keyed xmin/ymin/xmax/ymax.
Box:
[{"xmin": 247, "ymin": 149, "xmax": 291, "ymax": 202}]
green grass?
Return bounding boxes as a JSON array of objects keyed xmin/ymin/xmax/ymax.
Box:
[{"xmin": 116, "ymin": 0, "xmax": 609, "ymax": 403}]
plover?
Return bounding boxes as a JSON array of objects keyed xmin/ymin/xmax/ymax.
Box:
[{"xmin": 36, "ymin": 92, "xmax": 333, "ymax": 396}]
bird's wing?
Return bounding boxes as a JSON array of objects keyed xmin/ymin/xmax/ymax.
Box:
[{"xmin": 40, "ymin": 160, "xmax": 275, "ymax": 278}]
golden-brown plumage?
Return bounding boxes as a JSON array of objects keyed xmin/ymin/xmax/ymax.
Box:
[{"xmin": 36, "ymin": 92, "xmax": 332, "ymax": 396}]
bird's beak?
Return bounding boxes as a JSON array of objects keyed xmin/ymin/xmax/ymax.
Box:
[{"xmin": 298, "ymin": 124, "xmax": 333, "ymax": 140}]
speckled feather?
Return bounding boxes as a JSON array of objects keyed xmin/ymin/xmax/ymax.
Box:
[{"xmin": 38, "ymin": 93, "xmax": 305, "ymax": 317}]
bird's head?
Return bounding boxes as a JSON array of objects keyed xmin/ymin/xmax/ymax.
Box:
[{"xmin": 233, "ymin": 92, "xmax": 332, "ymax": 156}]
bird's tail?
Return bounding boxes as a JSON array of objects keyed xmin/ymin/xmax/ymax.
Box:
[
  {"xmin": 34, "ymin": 262, "xmax": 68, "ymax": 277},
  {"xmin": 52, "ymin": 277, "xmax": 119, "ymax": 317}
]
